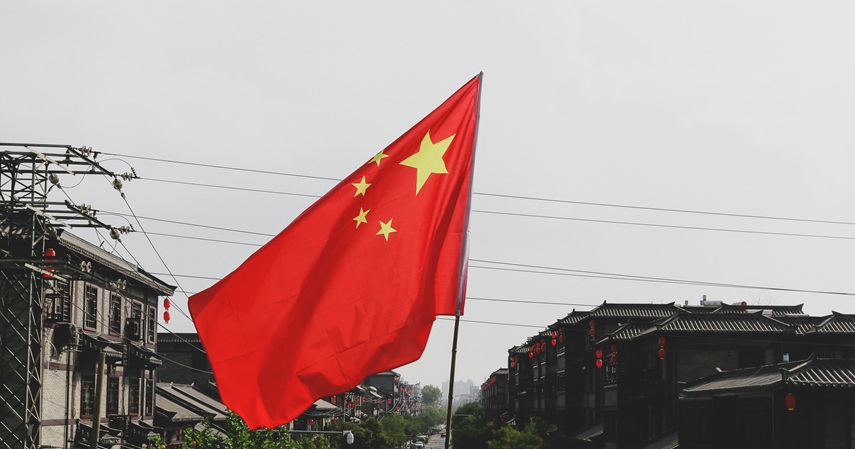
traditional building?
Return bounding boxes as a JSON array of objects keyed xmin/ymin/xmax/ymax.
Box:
[
  {"xmin": 480, "ymin": 368, "xmax": 508, "ymax": 422},
  {"xmin": 39, "ymin": 231, "xmax": 174, "ymax": 448},
  {"xmin": 679, "ymin": 357, "xmax": 855, "ymax": 449},
  {"xmin": 504, "ymin": 299, "xmax": 855, "ymax": 449}
]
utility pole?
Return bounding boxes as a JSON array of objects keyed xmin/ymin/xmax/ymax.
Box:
[{"xmin": 0, "ymin": 143, "xmax": 121, "ymax": 449}]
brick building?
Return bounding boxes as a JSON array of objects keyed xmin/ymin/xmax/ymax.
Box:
[{"xmin": 39, "ymin": 231, "xmax": 174, "ymax": 448}]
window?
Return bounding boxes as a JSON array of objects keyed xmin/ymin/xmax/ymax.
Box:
[
  {"xmin": 107, "ymin": 377, "xmax": 119, "ymax": 415},
  {"xmin": 128, "ymin": 377, "xmax": 140, "ymax": 415},
  {"xmin": 109, "ymin": 294, "xmax": 122, "ymax": 334},
  {"xmin": 125, "ymin": 301, "xmax": 143, "ymax": 341},
  {"xmin": 46, "ymin": 279, "xmax": 72, "ymax": 322},
  {"xmin": 147, "ymin": 307, "xmax": 156, "ymax": 343},
  {"xmin": 144, "ymin": 378, "xmax": 154, "ymax": 416},
  {"xmin": 81, "ymin": 372, "xmax": 96, "ymax": 416},
  {"xmin": 84, "ymin": 285, "xmax": 98, "ymax": 329}
]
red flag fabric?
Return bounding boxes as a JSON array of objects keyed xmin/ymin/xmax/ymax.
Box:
[{"xmin": 189, "ymin": 74, "xmax": 481, "ymax": 429}]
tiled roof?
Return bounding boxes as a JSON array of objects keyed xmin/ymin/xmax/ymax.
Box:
[
  {"xmin": 58, "ymin": 231, "xmax": 175, "ymax": 295},
  {"xmin": 156, "ymin": 394, "xmax": 204, "ymax": 422},
  {"xmin": 810, "ymin": 313, "xmax": 855, "ymax": 335},
  {"xmin": 658, "ymin": 313, "xmax": 792, "ymax": 334},
  {"xmin": 156, "ymin": 332, "xmax": 202, "ymax": 344},
  {"xmin": 712, "ymin": 304, "xmax": 804, "ymax": 317},
  {"xmin": 588, "ymin": 302, "xmax": 679, "ymax": 320},
  {"xmin": 682, "ymin": 365, "xmax": 786, "ymax": 394},
  {"xmin": 682, "ymin": 358, "xmax": 855, "ymax": 396},
  {"xmin": 604, "ymin": 322, "xmax": 656, "ymax": 342},
  {"xmin": 558, "ymin": 310, "xmax": 591, "ymax": 326},
  {"xmin": 158, "ymin": 383, "xmax": 227, "ymax": 420},
  {"xmin": 509, "ymin": 345, "xmax": 529, "ymax": 355},
  {"xmin": 785, "ymin": 359, "xmax": 855, "ymax": 388}
]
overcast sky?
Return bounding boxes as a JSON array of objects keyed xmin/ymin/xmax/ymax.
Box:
[{"xmin": 4, "ymin": 2, "xmax": 855, "ymax": 392}]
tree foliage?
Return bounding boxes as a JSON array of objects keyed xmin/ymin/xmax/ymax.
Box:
[
  {"xmin": 420, "ymin": 385, "xmax": 442, "ymax": 408},
  {"xmin": 450, "ymin": 402, "xmax": 495, "ymax": 449}
]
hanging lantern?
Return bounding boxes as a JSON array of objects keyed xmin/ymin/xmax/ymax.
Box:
[
  {"xmin": 611, "ymin": 353, "xmax": 617, "ymax": 364},
  {"xmin": 596, "ymin": 359, "xmax": 603, "ymax": 369},
  {"xmin": 552, "ymin": 338, "xmax": 557, "ymax": 346},
  {"xmin": 785, "ymin": 393, "xmax": 796, "ymax": 412},
  {"xmin": 164, "ymin": 297, "xmax": 171, "ymax": 309},
  {"xmin": 595, "ymin": 349, "xmax": 603, "ymax": 358},
  {"xmin": 43, "ymin": 248, "xmax": 56, "ymax": 279},
  {"xmin": 658, "ymin": 348, "xmax": 666, "ymax": 361},
  {"xmin": 658, "ymin": 336, "xmax": 666, "ymax": 347},
  {"xmin": 163, "ymin": 310, "xmax": 171, "ymax": 324}
]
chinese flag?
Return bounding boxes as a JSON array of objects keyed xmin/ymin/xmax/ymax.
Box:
[{"xmin": 189, "ymin": 74, "xmax": 481, "ymax": 429}]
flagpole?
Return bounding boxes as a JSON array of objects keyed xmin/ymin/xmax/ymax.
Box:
[{"xmin": 444, "ymin": 72, "xmax": 483, "ymax": 449}]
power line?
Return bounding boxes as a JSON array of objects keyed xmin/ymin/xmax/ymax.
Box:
[
  {"xmin": 103, "ymin": 151, "xmax": 855, "ymax": 228},
  {"xmin": 469, "ymin": 259, "xmax": 855, "ymax": 297},
  {"xmin": 472, "ymin": 209, "xmax": 855, "ymax": 242},
  {"xmin": 117, "ymin": 192, "xmax": 195, "ymax": 322}
]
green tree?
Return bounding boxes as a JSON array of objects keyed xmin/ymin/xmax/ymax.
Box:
[
  {"xmin": 451, "ymin": 403, "xmax": 495, "ymax": 449},
  {"xmin": 380, "ymin": 414, "xmax": 410, "ymax": 447},
  {"xmin": 182, "ymin": 412, "xmax": 295, "ymax": 449},
  {"xmin": 421, "ymin": 385, "xmax": 442, "ymax": 408},
  {"xmin": 414, "ymin": 406, "xmax": 444, "ymax": 434},
  {"xmin": 488, "ymin": 425, "xmax": 543, "ymax": 449}
]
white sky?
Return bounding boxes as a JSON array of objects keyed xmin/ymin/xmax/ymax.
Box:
[{"xmin": 4, "ymin": 2, "xmax": 855, "ymax": 391}]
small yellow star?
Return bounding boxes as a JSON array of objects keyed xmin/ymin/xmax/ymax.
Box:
[
  {"xmin": 351, "ymin": 176, "xmax": 371, "ymax": 197},
  {"xmin": 353, "ymin": 208, "xmax": 369, "ymax": 229},
  {"xmin": 371, "ymin": 150, "xmax": 389, "ymax": 167},
  {"xmin": 400, "ymin": 130, "xmax": 455, "ymax": 194},
  {"xmin": 376, "ymin": 219, "xmax": 397, "ymax": 241}
]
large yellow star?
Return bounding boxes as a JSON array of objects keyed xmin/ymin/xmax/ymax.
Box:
[
  {"xmin": 376, "ymin": 219, "xmax": 397, "ymax": 241},
  {"xmin": 400, "ymin": 130, "xmax": 455, "ymax": 194},
  {"xmin": 353, "ymin": 208, "xmax": 369, "ymax": 228},
  {"xmin": 371, "ymin": 150, "xmax": 389, "ymax": 167},
  {"xmin": 351, "ymin": 176, "xmax": 371, "ymax": 197}
]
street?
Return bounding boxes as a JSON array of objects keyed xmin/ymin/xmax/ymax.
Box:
[{"xmin": 425, "ymin": 433, "xmax": 447, "ymax": 449}]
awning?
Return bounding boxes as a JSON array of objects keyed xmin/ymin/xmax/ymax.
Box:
[
  {"xmin": 128, "ymin": 342, "xmax": 162, "ymax": 367},
  {"xmin": 642, "ymin": 432, "xmax": 678, "ymax": 449},
  {"xmin": 79, "ymin": 333, "xmax": 123, "ymax": 361},
  {"xmin": 573, "ymin": 423, "xmax": 603, "ymax": 442},
  {"xmin": 312, "ymin": 399, "xmax": 338, "ymax": 411}
]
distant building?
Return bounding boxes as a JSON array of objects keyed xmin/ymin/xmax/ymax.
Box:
[{"xmin": 480, "ymin": 368, "xmax": 508, "ymax": 422}]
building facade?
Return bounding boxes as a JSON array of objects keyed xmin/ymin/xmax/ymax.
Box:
[
  {"xmin": 503, "ymin": 299, "xmax": 855, "ymax": 449},
  {"xmin": 40, "ymin": 231, "xmax": 174, "ymax": 448}
]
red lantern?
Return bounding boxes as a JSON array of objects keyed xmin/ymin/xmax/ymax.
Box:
[
  {"xmin": 552, "ymin": 339, "xmax": 557, "ymax": 346},
  {"xmin": 163, "ymin": 310, "xmax": 170, "ymax": 324},
  {"xmin": 589, "ymin": 328, "xmax": 596, "ymax": 337},
  {"xmin": 785, "ymin": 393, "xmax": 796, "ymax": 412},
  {"xmin": 611, "ymin": 343, "xmax": 617, "ymax": 352},
  {"xmin": 595, "ymin": 349, "xmax": 603, "ymax": 358},
  {"xmin": 529, "ymin": 352, "xmax": 534, "ymax": 359},
  {"xmin": 596, "ymin": 359, "xmax": 603, "ymax": 369},
  {"xmin": 611, "ymin": 354, "xmax": 617, "ymax": 364},
  {"xmin": 658, "ymin": 337, "xmax": 666, "ymax": 347},
  {"xmin": 43, "ymin": 248, "xmax": 56, "ymax": 279},
  {"xmin": 164, "ymin": 297, "xmax": 171, "ymax": 309},
  {"xmin": 658, "ymin": 348, "xmax": 666, "ymax": 360}
]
